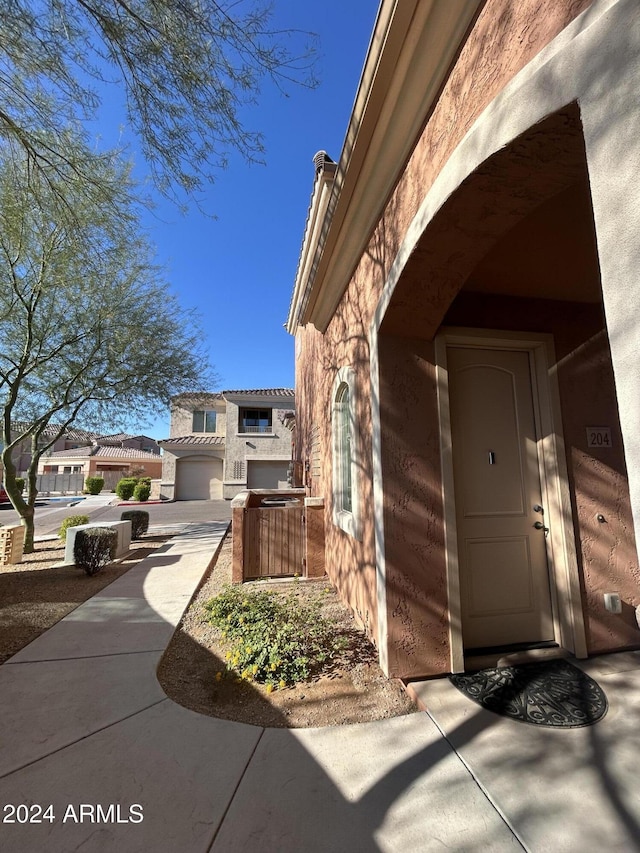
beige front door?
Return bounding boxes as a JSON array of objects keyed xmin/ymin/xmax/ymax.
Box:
[{"xmin": 447, "ymin": 346, "xmax": 554, "ymax": 650}]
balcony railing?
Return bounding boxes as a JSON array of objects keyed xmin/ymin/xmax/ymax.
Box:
[{"xmin": 240, "ymin": 424, "xmax": 272, "ymax": 433}]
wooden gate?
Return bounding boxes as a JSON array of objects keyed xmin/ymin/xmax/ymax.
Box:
[{"xmin": 243, "ymin": 504, "xmax": 304, "ymax": 579}]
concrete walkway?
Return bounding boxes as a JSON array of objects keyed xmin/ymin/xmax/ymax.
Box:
[{"xmin": 0, "ymin": 522, "xmax": 637, "ymax": 852}]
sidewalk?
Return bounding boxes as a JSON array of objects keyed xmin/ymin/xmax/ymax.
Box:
[{"xmin": 0, "ymin": 521, "xmax": 637, "ymax": 851}]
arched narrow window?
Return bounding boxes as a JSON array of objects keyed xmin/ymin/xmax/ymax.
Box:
[
  {"xmin": 332, "ymin": 367, "xmax": 361, "ymax": 539},
  {"xmin": 335, "ymin": 382, "xmax": 352, "ymax": 513}
]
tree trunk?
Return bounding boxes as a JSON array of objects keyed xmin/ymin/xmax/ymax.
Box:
[
  {"xmin": 20, "ymin": 503, "xmax": 35, "ymax": 554},
  {"xmin": 1, "ymin": 445, "xmax": 37, "ymax": 554}
]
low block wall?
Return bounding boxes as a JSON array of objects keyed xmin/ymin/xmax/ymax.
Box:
[{"xmin": 64, "ymin": 520, "xmax": 132, "ymax": 565}]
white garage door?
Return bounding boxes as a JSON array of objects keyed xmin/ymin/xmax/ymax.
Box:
[
  {"xmin": 176, "ymin": 457, "xmax": 223, "ymax": 500},
  {"xmin": 247, "ymin": 461, "xmax": 290, "ymax": 490}
]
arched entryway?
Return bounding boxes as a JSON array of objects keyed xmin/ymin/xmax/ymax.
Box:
[{"xmin": 373, "ymin": 105, "xmax": 638, "ymax": 678}]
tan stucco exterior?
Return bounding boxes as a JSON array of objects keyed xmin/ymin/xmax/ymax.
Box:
[{"xmin": 290, "ymin": 0, "xmax": 640, "ymax": 679}]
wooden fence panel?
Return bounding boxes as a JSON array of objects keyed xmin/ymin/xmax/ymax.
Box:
[{"xmin": 243, "ymin": 506, "xmax": 304, "ymax": 579}]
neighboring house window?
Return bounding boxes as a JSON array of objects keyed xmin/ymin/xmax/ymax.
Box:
[
  {"xmin": 331, "ymin": 367, "xmax": 361, "ymax": 539},
  {"xmin": 192, "ymin": 410, "xmax": 217, "ymax": 433},
  {"xmin": 239, "ymin": 408, "xmax": 272, "ymax": 433}
]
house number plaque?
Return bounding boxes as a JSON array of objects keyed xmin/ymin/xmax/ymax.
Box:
[{"xmin": 586, "ymin": 427, "xmax": 612, "ymax": 448}]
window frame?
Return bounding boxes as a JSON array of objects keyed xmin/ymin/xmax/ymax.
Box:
[
  {"xmin": 238, "ymin": 407, "xmax": 273, "ymax": 434},
  {"xmin": 331, "ymin": 366, "xmax": 361, "ymax": 539},
  {"xmin": 192, "ymin": 409, "xmax": 217, "ymax": 434}
]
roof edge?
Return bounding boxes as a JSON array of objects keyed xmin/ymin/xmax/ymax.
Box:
[{"xmin": 289, "ymin": 0, "xmax": 483, "ymax": 333}]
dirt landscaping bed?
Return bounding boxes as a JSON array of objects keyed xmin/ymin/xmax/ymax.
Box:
[
  {"xmin": 0, "ymin": 534, "xmax": 171, "ymax": 664},
  {"xmin": 158, "ymin": 534, "xmax": 417, "ymax": 728}
]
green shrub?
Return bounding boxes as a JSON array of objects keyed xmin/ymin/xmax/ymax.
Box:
[
  {"xmin": 203, "ymin": 585, "xmax": 342, "ymax": 689},
  {"xmin": 132, "ymin": 481, "xmax": 151, "ymax": 502},
  {"xmin": 84, "ymin": 476, "xmax": 104, "ymax": 495},
  {"xmin": 121, "ymin": 509, "xmax": 149, "ymax": 539},
  {"xmin": 14, "ymin": 477, "xmax": 24, "ymax": 494},
  {"xmin": 58, "ymin": 515, "xmax": 90, "ymax": 541},
  {"xmin": 73, "ymin": 527, "xmax": 118, "ymax": 575},
  {"xmin": 115, "ymin": 477, "xmax": 138, "ymax": 500}
]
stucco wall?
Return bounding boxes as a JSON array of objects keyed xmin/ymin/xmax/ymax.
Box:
[
  {"xmin": 169, "ymin": 395, "xmax": 224, "ymax": 438},
  {"xmin": 294, "ymin": 319, "xmax": 378, "ymax": 641},
  {"xmin": 295, "ymin": 0, "xmax": 597, "ymax": 670},
  {"xmin": 378, "ymin": 335, "xmax": 449, "ymax": 676}
]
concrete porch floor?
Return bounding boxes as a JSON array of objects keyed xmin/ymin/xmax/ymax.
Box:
[{"xmin": 406, "ymin": 651, "xmax": 640, "ymax": 851}]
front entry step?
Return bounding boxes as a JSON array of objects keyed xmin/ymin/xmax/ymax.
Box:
[{"xmin": 464, "ymin": 642, "xmax": 565, "ymax": 673}]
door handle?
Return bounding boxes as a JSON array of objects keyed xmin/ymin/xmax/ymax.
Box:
[{"xmin": 534, "ymin": 521, "xmax": 549, "ymax": 534}]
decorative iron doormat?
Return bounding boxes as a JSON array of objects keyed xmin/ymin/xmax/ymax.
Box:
[{"xmin": 449, "ymin": 659, "xmax": 607, "ymax": 727}]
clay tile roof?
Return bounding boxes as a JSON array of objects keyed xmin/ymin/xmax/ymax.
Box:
[
  {"xmin": 172, "ymin": 391, "xmax": 224, "ymax": 402},
  {"xmin": 221, "ymin": 388, "xmax": 295, "ymax": 397},
  {"xmin": 64, "ymin": 428, "xmax": 98, "ymax": 441},
  {"xmin": 46, "ymin": 445, "xmax": 94, "ymax": 458},
  {"xmin": 91, "ymin": 446, "xmax": 162, "ymax": 459},
  {"xmin": 11, "ymin": 423, "xmax": 98, "ymax": 441},
  {"xmin": 96, "ymin": 432, "xmax": 136, "ymax": 442},
  {"xmin": 157, "ymin": 435, "xmax": 225, "ymax": 447},
  {"xmin": 47, "ymin": 446, "xmax": 162, "ymax": 460}
]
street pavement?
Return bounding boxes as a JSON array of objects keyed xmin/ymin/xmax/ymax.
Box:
[{"xmin": 0, "ymin": 494, "xmax": 232, "ymax": 537}]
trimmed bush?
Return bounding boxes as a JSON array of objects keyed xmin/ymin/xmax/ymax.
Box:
[
  {"xmin": 58, "ymin": 515, "xmax": 90, "ymax": 541},
  {"xmin": 121, "ymin": 509, "xmax": 149, "ymax": 540},
  {"xmin": 84, "ymin": 476, "xmax": 104, "ymax": 495},
  {"xmin": 14, "ymin": 477, "xmax": 25, "ymax": 494},
  {"xmin": 73, "ymin": 527, "xmax": 118, "ymax": 575},
  {"xmin": 115, "ymin": 477, "xmax": 138, "ymax": 500},
  {"xmin": 204, "ymin": 585, "xmax": 344, "ymax": 689},
  {"xmin": 132, "ymin": 481, "xmax": 151, "ymax": 502}
]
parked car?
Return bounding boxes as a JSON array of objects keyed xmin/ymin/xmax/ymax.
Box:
[{"xmin": 0, "ymin": 486, "xmax": 9, "ymax": 503}]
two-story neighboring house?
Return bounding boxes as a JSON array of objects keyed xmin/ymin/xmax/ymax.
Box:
[{"xmin": 159, "ymin": 389, "xmax": 295, "ymax": 500}]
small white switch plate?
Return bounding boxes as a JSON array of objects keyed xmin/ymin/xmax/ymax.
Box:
[{"xmin": 604, "ymin": 593, "xmax": 622, "ymax": 614}]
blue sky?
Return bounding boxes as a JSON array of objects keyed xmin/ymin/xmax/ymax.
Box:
[{"xmin": 104, "ymin": 1, "xmax": 379, "ymax": 439}]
